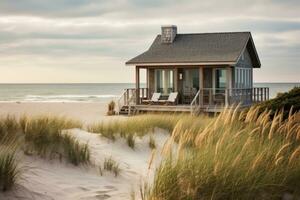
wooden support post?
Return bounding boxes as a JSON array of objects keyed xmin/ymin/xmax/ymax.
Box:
[
  {"xmin": 199, "ymin": 67, "xmax": 204, "ymax": 106},
  {"xmin": 174, "ymin": 68, "xmax": 178, "ymax": 93},
  {"xmin": 136, "ymin": 66, "xmax": 140, "ymax": 105},
  {"xmin": 146, "ymin": 68, "xmax": 149, "ymax": 99},
  {"xmin": 226, "ymin": 67, "xmax": 232, "ymax": 107}
]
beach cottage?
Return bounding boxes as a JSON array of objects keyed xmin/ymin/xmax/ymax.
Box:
[{"xmin": 119, "ymin": 25, "xmax": 269, "ymax": 114}]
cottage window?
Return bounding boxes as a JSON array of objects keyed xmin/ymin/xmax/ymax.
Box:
[{"xmin": 155, "ymin": 69, "xmax": 174, "ymax": 95}]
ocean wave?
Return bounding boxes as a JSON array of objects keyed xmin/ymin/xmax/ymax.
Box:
[{"xmin": 22, "ymin": 94, "xmax": 119, "ymax": 102}]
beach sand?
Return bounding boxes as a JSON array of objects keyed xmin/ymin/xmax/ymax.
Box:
[
  {"xmin": 0, "ymin": 102, "xmax": 124, "ymax": 123},
  {"xmin": 0, "ymin": 102, "xmax": 168, "ymax": 200}
]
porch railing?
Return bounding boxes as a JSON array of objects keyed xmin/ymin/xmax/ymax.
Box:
[
  {"xmin": 117, "ymin": 88, "xmax": 148, "ymax": 113},
  {"xmin": 118, "ymin": 87, "xmax": 269, "ymax": 114},
  {"xmin": 190, "ymin": 87, "xmax": 269, "ymax": 114}
]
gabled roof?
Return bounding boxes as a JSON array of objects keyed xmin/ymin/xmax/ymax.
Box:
[{"xmin": 126, "ymin": 32, "xmax": 261, "ymax": 68}]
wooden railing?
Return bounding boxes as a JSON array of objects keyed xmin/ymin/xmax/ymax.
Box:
[
  {"xmin": 190, "ymin": 87, "xmax": 269, "ymax": 114},
  {"xmin": 190, "ymin": 90, "xmax": 201, "ymax": 114},
  {"xmin": 117, "ymin": 88, "xmax": 148, "ymax": 114}
]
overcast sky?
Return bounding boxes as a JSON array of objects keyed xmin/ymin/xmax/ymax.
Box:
[{"xmin": 0, "ymin": 0, "xmax": 299, "ymax": 83}]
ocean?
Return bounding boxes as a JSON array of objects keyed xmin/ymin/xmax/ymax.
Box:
[{"xmin": 0, "ymin": 83, "xmax": 298, "ymax": 103}]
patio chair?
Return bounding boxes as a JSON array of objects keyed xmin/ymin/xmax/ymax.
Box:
[
  {"xmin": 158, "ymin": 92, "xmax": 178, "ymax": 105},
  {"xmin": 142, "ymin": 93, "xmax": 161, "ymax": 104}
]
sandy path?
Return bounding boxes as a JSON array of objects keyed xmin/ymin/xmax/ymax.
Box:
[{"xmin": 0, "ymin": 129, "xmax": 169, "ymax": 200}]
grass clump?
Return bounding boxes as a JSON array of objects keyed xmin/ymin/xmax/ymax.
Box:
[
  {"xmin": 0, "ymin": 116, "xmax": 20, "ymax": 142},
  {"xmin": 149, "ymin": 135, "xmax": 156, "ymax": 149},
  {"xmin": 104, "ymin": 157, "xmax": 121, "ymax": 177},
  {"xmin": 20, "ymin": 115, "xmax": 89, "ymax": 165},
  {"xmin": 107, "ymin": 101, "xmax": 116, "ymax": 116},
  {"xmin": 88, "ymin": 114, "xmax": 212, "ymax": 149},
  {"xmin": 0, "ymin": 134, "xmax": 20, "ymax": 192},
  {"xmin": 62, "ymin": 133, "xmax": 90, "ymax": 165},
  {"xmin": 146, "ymin": 106, "xmax": 300, "ymax": 200},
  {"xmin": 126, "ymin": 134, "xmax": 135, "ymax": 149},
  {"xmin": 0, "ymin": 148, "xmax": 19, "ymax": 191}
]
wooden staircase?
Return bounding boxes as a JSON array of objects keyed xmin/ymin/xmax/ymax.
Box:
[{"xmin": 118, "ymin": 105, "xmax": 137, "ymax": 115}]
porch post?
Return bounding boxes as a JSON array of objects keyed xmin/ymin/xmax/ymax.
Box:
[
  {"xmin": 199, "ymin": 66, "xmax": 204, "ymax": 106},
  {"xmin": 136, "ymin": 66, "xmax": 140, "ymax": 105},
  {"xmin": 226, "ymin": 67, "xmax": 232, "ymax": 106},
  {"xmin": 174, "ymin": 68, "xmax": 178, "ymax": 92},
  {"xmin": 146, "ymin": 68, "xmax": 150, "ymax": 99}
]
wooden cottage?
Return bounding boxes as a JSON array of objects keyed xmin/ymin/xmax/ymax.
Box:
[{"xmin": 118, "ymin": 25, "xmax": 269, "ymax": 114}]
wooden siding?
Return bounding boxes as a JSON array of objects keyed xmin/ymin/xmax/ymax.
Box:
[{"xmin": 236, "ymin": 48, "xmax": 253, "ymax": 68}]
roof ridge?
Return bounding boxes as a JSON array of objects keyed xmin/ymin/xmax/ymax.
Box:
[{"xmin": 157, "ymin": 31, "xmax": 251, "ymax": 36}]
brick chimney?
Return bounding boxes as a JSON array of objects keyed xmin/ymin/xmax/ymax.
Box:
[{"xmin": 161, "ymin": 25, "xmax": 177, "ymax": 44}]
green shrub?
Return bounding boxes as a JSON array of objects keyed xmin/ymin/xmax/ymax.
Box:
[{"xmin": 258, "ymin": 87, "xmax": 300, "ymax": 119}]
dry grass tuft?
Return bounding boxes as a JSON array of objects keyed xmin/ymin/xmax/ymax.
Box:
[
  {"xmin": 87, "ymin": 114, "xmax": 212, "ymax": 149},
  {"xmin": 145, "ymin": 107, "xmax": 300, "ymax": 200},
  {"xmin": 103, "ymin": 157, "xmax": 121, "ymax": 177}
]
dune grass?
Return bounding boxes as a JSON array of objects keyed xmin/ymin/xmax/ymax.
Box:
[
  {"xmin": 104, "ymin": 157, "xmax": 121, "ymax": 177},
  {"xmin": 0, "ymin": 130, "xmax": 21, "ymax": 192},
  {"xmin": 87, "ymin": 114, "xmax": 212, "ymax": 149},
  {"xmin": 0, "ymin": 146, "xmax": 20, "ymax": 191},
  {"xmin": 144, "ymin": 106, "xmax": 300, "ymax": 200},
  {"xmin": 149, "ymin": 135, "xmax": 156, "ymax": 149},
  {"xmin": 20, "ymin": 116, "xmax": 89, "ymax": 165},
  {"xmin": 1, "ymin": 115, "xmax": 89, "ymax": 165}
]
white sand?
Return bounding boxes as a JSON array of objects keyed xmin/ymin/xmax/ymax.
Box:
[
  {"xmin": 0, "ymin": 102, "xmax": 170, "ymax": 200},
  {"xmin": 0, "ymin": 102, "xmax": 125, "ymax": 123}
]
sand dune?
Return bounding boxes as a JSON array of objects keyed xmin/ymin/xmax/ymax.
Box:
[
  {"xmin": 0, "ymin": 129, "xmax": 169, "ymax": 200},
  {"xmin": 0, "ymin": 102, "xmax": 169, "ymax": 199}
]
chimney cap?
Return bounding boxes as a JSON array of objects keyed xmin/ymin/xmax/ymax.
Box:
[{"xmin": 161, "ymin": 25, "xmax": 177, "ymax": 28}]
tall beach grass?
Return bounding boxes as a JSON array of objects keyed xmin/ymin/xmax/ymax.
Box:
[
  {"xmin": 0, "ymin": 130, "xmax": 21, "ymax": 192},
  {"xmin": 145, "ymin": 107, "xmax": 300, "ymax": 199},
  {"xmin": 87, "ymin": 114, "xmax": 213, "ymax": 148},
  {"xmin": 20, "ymin": 116, "xmax": 89, "ymax": 165}
]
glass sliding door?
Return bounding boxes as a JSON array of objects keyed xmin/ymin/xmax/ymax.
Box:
[
  {"xmin": 215, "ymin": 68, "xmax": 226, "ymax": 93},
  {"xmin": 181, "ymin": 68, "xmax": 199, "ymax": 104},
  {"xmin": 155, "ymin": 69, "xmax": 174, "ymax": 95}
]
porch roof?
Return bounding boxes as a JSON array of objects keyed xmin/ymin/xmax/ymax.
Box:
[{"xmin": 126, "ymin": 32, "xmax": 261, "ymax": 68}]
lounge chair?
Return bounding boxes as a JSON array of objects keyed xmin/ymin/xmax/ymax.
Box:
[
  {"xmin": 143, "ymin": 93, "xmax": 161, "ymax": 104},
  {"xmin": 158, "ymin": 92, "xmax": 178, "ymax": 105}
]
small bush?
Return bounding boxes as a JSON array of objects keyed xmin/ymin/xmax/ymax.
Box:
[
  {"xmin": 258, "ymin": 87, "xmax": 300, "ymax": 119},
  {"xmin": 104, "ymin": 157, "xmax": 121, "ymax": 177},
  {"xmin": 107, "ymin": 101, "xmax": 116, "ymax": 116}
]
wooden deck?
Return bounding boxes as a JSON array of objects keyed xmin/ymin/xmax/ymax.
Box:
[{"xmin": 117, "ymin": 87, "xmax": 269, "ymax": 115}]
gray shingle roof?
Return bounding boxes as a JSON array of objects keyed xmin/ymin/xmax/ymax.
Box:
[{"xmin": 126, "ymin": 32, "xmax": 260, "ymax": 68}]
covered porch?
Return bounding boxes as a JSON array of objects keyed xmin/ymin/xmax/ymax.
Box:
[{"xmin": 117, "ymin": 65, "xmax": 269, "ymax": 114}]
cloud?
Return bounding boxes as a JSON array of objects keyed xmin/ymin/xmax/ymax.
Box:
[{"xmin": 0, "ymin": 0, "xmax": 299, "ymax": 82}]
